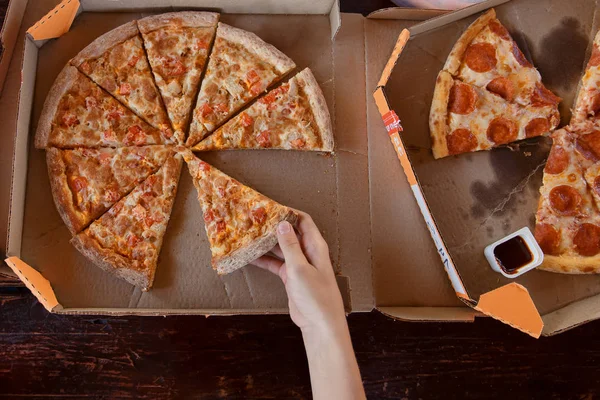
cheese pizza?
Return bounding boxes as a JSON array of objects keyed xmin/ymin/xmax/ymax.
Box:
[
  {"xmin": 70, "ymin": 21, "xmax": 174, "ymax": 142},
  {"xmin": 572, "ymin": 30, "xmax": 600, "ymax": 124},
  {"xmin": 72, "ymin": 154, "xmax": 183, "ymax": 290},
  {"xmin": 139, "ymin": 12, "xmax": 219, "ymax": 143},
  {"xmin": 183, "ymin": 150, "xmax": 298, "ymax": 275},
  {"xmin": 186, "ymin": 23, "xmax": 296, "ymax": 147},
  {"xmin": 193, "ymin": 68, "xmax": 333, "ymax": 152}
]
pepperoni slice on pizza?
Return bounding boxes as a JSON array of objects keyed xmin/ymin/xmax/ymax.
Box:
[
  {"xmin": 430, "ymin": 70, "xmax": 559, "ymax": 158},
  {"xmin": 70, "ymin": 21, "xmax": 175, "ymax": 143},
  {"xmin": 72, "ymin": 154, "xmax": 183, "ymax": 290},
  {"xmin": 182, "ymin": 149, "xmax": 297, "ymax": 275},
  {"xmin": 193, "ymin": 68, "xmax": 333, "ymax": 152},
  {"xmin": 186, "ymin": 23, "xmax": 296, "ymax": 147},
  {"xmin": 47, "ymin": 145, "xmax": 173, "ymax": 234},
  {"xmin": 139, "ymin": 12, "xmax": 219, "ymax": 144}
]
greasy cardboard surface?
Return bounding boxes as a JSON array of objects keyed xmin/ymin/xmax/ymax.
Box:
[
  {"xmin": 18, "ymin": 9, "xmax": 348, "ymax": 310},
  {"xmin": 385, "ymin": 0, "xmax": 600, "ymax": 315}
]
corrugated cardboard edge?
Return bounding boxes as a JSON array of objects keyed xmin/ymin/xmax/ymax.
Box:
[
  {"xmin": 372, "ymin": 6, "xmax": 545, "ymax": 337},
  {"xmin": 5, "ymin": 256, "xmax": 61, "ymax": 312},
  {"xmin": 367, "ymin": 7, "xmax": 447, "ymax": 21},
  {"xmin": 27, "ymin": 0, "xmax": 80, "ymax": 41},
  {"xmin": 0, "ymin": 0, "xmax": 29, "ymax": 94},
  {"xmin": 378, "ymin": 306, "xmax": 477, "ymax": 322}
]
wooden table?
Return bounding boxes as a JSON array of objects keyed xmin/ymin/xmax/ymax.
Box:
[{"xmin": 3, "ymin": 1, "xmax": 600, "ymax": 399}]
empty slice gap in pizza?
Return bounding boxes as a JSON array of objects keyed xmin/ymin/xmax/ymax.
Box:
[
  {"xmin": 430, "ymin": 70, "xmax": 559, "ymax": 158},
  {"xmin": 430, "ymin": 8, "xmax": 561, "ymax": 158},
  {"xmin": 47, "ymin": 145, "xmax": 173, "ymax": 235},
  {"xmin": 186, "ymin": 22, "xmax": 296, "ymax": 147},
  {"xmin": 72, "ymin": 154, "xmax": 183, "ymax": 290},
  {"xmin": 35, "ymin": 66, "xmax": 167, "ymax": 149},
  {"xmin": 70, "ymin": 21, "xmax": 175, "ymax": 144},
  {"xmin": 182, "ymin": 149, "xmax": 298, "ymax": 275},
  {"xmin": 138, "ymin": 12, "xmax": 219, "ymax": 144}
]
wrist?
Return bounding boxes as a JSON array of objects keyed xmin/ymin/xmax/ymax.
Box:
[{"xmin": 301, "ymin": 314, "xmax": 350, "ymax": 348}]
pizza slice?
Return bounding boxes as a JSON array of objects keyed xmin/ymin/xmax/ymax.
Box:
[
  {"xmin": 72, "ymin": 154, "xmax": 182, "ymax": 291},
  {"xmin": 70, "ymin": 21, "xmax": 175, "ymax": 142},
  {"xmin": 35, "ymin": 66, "xmax": 166, "ymax": 149},
  {"xmin": 47, "ymin": 145, "xmax": 172, "ymax": 234},
  {"xmin": 534, "ymin": 128, "xmax": 600, "ymax": 273},
  {"xmin": 138, "ymin": 12, "xmax": 219, "ymax": 142},
  {"xmin": 430, "ymin": 70, "xmax": 560, "ymax": 158},
  {"xmin": 182, "ymin": 150, "xmax": 298, "ymax": 274},
  {"xmin": 186, "ymin": 23, "xmax": 296, "ymax": 147},
  {"xmin": 192, "ymin": 68, "xmax": 333, "ymax": 151},
  {"xmin": 445, "ymin": 9, "xmax": 560, "ymax": 110},
  {"xmin": 572, "ymin": 29, "xmax": 600, "ymax": 123}
]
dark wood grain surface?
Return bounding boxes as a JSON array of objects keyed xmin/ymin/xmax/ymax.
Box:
[{"xmin": 3, "ymin": 1, "xmax": 600, "ymax": 399}]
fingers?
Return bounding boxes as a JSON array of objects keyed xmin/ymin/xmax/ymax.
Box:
[
  {"xmin": 270, "ymin": 244, "xmax": 284, "ymax": 259},
  {"xmin": 251, "ymin": 255, "xmax": 283, "ymax": 277},
  {"xmin": 293, "ymin": 210, "xmax": 330, "ymax": 269},
  {"xmin": 277, "ymin": 221, "xmax": 308, "ymax": 266}
]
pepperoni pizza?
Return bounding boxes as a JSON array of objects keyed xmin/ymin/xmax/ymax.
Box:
[
  {"xmin": 572, "ymin": 30, "xmax": 600, "ymax": 124},
  {"xmin": 430, "ymin": 9, "xmax": 560, "ymax": 159},
  {"xmin": 183, "ymin": 150, "xmax": 298, "ymax": 275}
]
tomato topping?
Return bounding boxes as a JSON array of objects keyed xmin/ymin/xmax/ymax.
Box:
[
  {"xmin": 256, "ymin": 131, "xmax": 272, "ymax": 148},
  {"xmin": 132, "ymin": 204, "xmax": 147, "ymax": 220},
  {"xmin": 127, "ymin": 56, "xmax": 140, "ymax": 67},
  {"xmin": 240, "ymin": 113, "xmax": 254, "ymax": 127},
  {"xmin": 125, "ymin": 125, "xmax": 146, "ymax": 145},
  {"xmin": 291, "ymin": 138, "xmax": 306, "ymax": 149},
  {"xmin": 103, "ymin": 130, "xmax": 116, "ymax": 141},
  {"xmin": 80, "ymin": 61, "xmax": 91, "ymax": 74},
  {"xmin": 199, "ymin": 103, "xmax": 213, "ymax": 118},
  {"xmin": 199, "ymin": 161, "xmax": 211, "ymax": 172},
  {"xmin": 69, "ymin": 176, "xmax": 88, "ymax": 192},
  {"xmin": 214, "ymin": 103, "xmax": 228, "ymax": 113},
  {"xmin": 84, "ymin": 96, "xmax": 97, "ymax": 109},
  {"xmin": 161, "ymin": 126, "xmax": 174, "ymax": 139},
  {"xmin": 251, "ymin": 207, "xmax": 267, "ymax": 225},
  {"xmin": 246, "ymin": 70, "xmax": 260, "ymax": 84},
  {"xmin": 165, "ymin": 58, "xmax": 186, "ymax": 76},
  {"xmin": 250, "ymin": 82, "xmax": 264, "ymax": 96},
  {"xmin": 98, "ymin": 152, "xmax": 112, "ymax": 165},
  {"xmin": 127, "ymin": 234, "xmax": 142, "ymax": 247},
  {"xmin": 107, "ymin": 107, "xmax": 123, "ymax": 122},
  {"xmin": 119, "ymin": 83, "xmax": 132, "ymax": 95},
  {"xmin": 204, "ymin": 209, "xmax": 215, "ymax": 222},
  {"xmin": 104, "ymin": 189, "xmax": 119, "ymax": 202},
  {"xmin": 195, "ymin": 39, "xmax": 209, "ymax": 50},
  {"xmin": 216, "ymin": 220, "xmax": 227, "ymax": 232},
  {"xmin": 62, "ymin": 113, "xmax": 79, "ymax": 127}
]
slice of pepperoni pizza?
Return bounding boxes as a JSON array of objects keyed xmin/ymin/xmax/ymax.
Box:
[
  {"xmin": 35, "ymin": 66, "xmax": 166, "ymax": 149},
  {"xmin": 445, "ymin": 9, "xmax": 560, "ymax": 111},
  {"xmin": 70, "ymin": 21, "xmax": 175, "ymax": 143},
  {"xmin": 182, "ymin": 150, "xmax": 298, "ymax": 274},
  {"xmin": 186, "ymin": 23, "xmax": 296, "ymax": 147},
  {"xmin": 192, "ymin": 68, "xmax": 333, "ymax": 152},
  {"xmin": 139, "ymin": 12, "xmax": 219, "ymax": 142},
  {"xmin": 572, "ymin": 29, "xmax": 600, "ymax": 124},
  {"xmin": 534, "ymin": 128, "xmax": 600, "ymax": 273},
  {"xmin": 72, "ymin": 154, "xmax": 183, "ymax": 291},
  {"xmin": 430, "ymin": 70, "xmax": 560, "ymax": 158},
  {"xmin": 47, "ymin": 145, "xmax": 173, "ymax": 235}
]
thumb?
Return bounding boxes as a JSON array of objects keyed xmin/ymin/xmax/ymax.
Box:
[{"xmin": 277, "ymin": 221, "xmax": 308, "ymax": 266}]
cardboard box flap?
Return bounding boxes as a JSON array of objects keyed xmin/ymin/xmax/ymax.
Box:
[
  {"xmin": 5, "ymin": 256, "xmax": 61, "ymax": 312},
  {"xmin": 27, "ymin": 0, "xmax": 79, "ymax": 41},
  {"xmin": 378, "ymin": 306, "xmax": 477, "ymax": 322},
  {"xmin": 376, "ymin": 29, "xmax": 410, "ymax": 88},
  {"xmin": 367, "ymin": 8, "xmax": 447, "ymax": 21},
  {"xmin": 541, "ymin": 293, "xmax": 600, "ymax": 336},
  {"xmin": 474, "ymin": 283, "xmax": 543, "ymax": 338}
]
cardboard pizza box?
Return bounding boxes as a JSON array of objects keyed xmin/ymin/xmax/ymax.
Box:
[
  {"xmin": 374, "ymin": 0, "xmax": 600, "ymax": 337},
  {"xmin": 0, "ymin": 0, "xmax": 28, "ymax": 95}
]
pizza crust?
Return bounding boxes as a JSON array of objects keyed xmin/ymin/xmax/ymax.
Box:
[
  {"xmin": 71, "ymin": 233, "xmax": 153, "ymax": 290},
  {"xmin": 539, "ymin": 253, "xmax": 600, "ymax": 274},
  {"xmin": 296, "ymin": 68, "xmax": 334, "ymax": 152},
  {"xmin": 443, "ymin": 8, "xmax": 496, "ymax": 76},
  {"xmin": 35, "ymin": 66, "xmax": 81, "ymax": 149},
  {"xmin": 429, "ymin": 70, "xmax": 453, "ymax": 159},
  {"xmin": 214, "ymin": 209, "xmax": 298, "ymax": 275},
  {"xmin": 70, "ymin": 21, "xmax": 139, "ymax": 67},
  {"xmin": 138, "ymin": 11, "xmax": 219, "ymax": 33},
  {"xmin": 46, "ymin": 148, "xmax": 87, "ymax": 235},
  {"xmin": 217, "ymin": 23, "xmax": 295, "ymax": 74}
]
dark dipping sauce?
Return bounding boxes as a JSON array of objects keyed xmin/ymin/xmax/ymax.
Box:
[{"xmin": 494, "ymin": 236, "xmax": 533, "ymax": 275}]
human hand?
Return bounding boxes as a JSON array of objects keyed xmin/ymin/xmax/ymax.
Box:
[{"xmin": 251, "ymin": 210, "xmax": 347, "ymax": 336}]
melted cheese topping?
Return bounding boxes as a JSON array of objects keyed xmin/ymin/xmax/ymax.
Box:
[
  {"xmin": 196, "ymin": 77, "xmax": 323, "ymax": 150},
  {"xmin": 80, "ymin": 36, "xmax": 174, "ymax": 141},
  {"xmin": 49, "ymin": 71, "xmax": 164, "ymax": 148},
  {"xmin": 143, "ymin": 26, "xmax": 215, "ymax": 136}
]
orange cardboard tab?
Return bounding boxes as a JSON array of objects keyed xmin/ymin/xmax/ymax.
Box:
[
  {"xmin": 475, "ymin": 283, "xmax": 543, "ymax": 338},
  {"xmin": 5, "ymin": 256, "xmax": 60, "ymax": 312},
  {"xmin": 27, "ymin": 0, "xmax": 79, "ymax": 40},
  {"xmin": 377, "ymin": 29, "xmax": 410, "ymax": 88}
]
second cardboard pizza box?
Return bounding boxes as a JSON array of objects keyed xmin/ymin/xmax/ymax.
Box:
[
  {"xmin": 374, "ymin": 0, "xmax": 600, "ymax": 336},
  {"xmin": 0, "ymin": 0, "xmax": 475, "ymax": 321}
]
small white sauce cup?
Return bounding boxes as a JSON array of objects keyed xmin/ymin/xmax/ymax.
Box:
[{"xmin": 484, "ymin": 227, "xmax": 544, "ymax": 278}]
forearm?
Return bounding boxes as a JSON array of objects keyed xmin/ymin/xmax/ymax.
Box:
[{"xmin": 302, "ymin": 320, "xmax": 366, "ymax": 400}]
